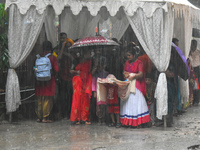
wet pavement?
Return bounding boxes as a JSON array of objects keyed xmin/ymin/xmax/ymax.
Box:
[{"xmin": 1, "ymin": 106, "xmax": 200, "ymax": 150}]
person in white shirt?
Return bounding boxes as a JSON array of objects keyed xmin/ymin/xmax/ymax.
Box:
[{"xmin": 189, "ymin": 39, "xmax": 200, "ymax": 106}]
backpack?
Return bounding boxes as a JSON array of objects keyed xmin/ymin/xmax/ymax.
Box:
[{"xmin": 35, "ymin": 53, "xmax": 52, "ymax": 81}]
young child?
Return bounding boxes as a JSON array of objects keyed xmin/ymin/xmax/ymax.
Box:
[
  {"xmin": 91, "ymin": 56, "xmax": 109, "ymax": 124},
  {"xmin": 106, "ymin": 75, "xmax": 121, "ymax": 128},
  {"xmin": 145, "ymin": 73, "xmax": 156, "ymax": 126}
]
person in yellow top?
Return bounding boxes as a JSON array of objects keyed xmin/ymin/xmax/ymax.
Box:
[
  {"xmin": 53, "ymin": 32, "xmax": 74, "ymax": 58},
  {"xmin": 189, "ymin": 39, "xmax": 200, "ymax": 106},
  {"xmin": 52, "ymin": 32, "xmax": 75, "ymax": 120}
]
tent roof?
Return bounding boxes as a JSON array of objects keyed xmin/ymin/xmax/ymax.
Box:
[
  {"xmin": 141, "ymin": 0, "xmax": 199, "ymax": 9},
  {"xmin": 5, "ymin": 0, "xmax": 200, "ymax": 16}
]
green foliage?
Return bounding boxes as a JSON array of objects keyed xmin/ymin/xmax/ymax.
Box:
[{"xmin": 0, "ymin": 3, "xmax": 9, "ymax": 70}]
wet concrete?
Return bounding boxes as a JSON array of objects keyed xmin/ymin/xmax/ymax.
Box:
[{"xmin": 1, "ymin": 106, "xmax": 200, "ymax": 150}]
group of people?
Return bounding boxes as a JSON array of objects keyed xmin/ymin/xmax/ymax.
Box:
[
  {"xmin": 34, "ymin": 32, "xmax": 200, "ymax": 128},
  {"xmin": 165, "ymin": 38, "xmax": 200, "ymax": 127}
]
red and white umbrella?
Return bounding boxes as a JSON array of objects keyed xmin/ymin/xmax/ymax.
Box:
[{"xmin": 69, "ymin": 36, "xmax": 119, "ymax": 49}]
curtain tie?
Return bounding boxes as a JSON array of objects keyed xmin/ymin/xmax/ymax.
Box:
[{"xmin": 9, "ymin": 68, "xmax": 16, "ymax": 72}]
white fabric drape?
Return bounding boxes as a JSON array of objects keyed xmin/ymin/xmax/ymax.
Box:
[
  {"xmin": 173, "ymin": 16, "xmax": 189, "ymax": 105},
  {"xmin": 125, "ymin": 5, "xmax": 174, "ymax": 119},
  {"xmin": 5, "ymin": 5, "xmax": 44, "ymax": 113},
  {"xmin": 173, "ymin": 6, "xmax": 193, "ymax": 105},
  {"xmin": 179, "ymin": 78, "xmax": 189, "ymax": 105},
  {"xmin": 174, "ymin": 5, "xmax": 195, "ymax": 58},
  {"xmin": 60, "ymin": 6, "xmax": 129, "ymax": 41},
  {"xmin": 110, "ymin": 16, "xmax": 129, "ymax": 40},
  {"xmin": 110, "ymin": 8, "xmax": 129, "ymax": 41},
  {"xmin": 184, "ymin": 8, "xmax": 193, "ymax": 58},
  {"xmin": 81, "ymin": 14, "xmax": 101, "ymax": 38},
  {"xmin": 173, "ymin": 16, "xmax": 185, "ymax": 54},
  {"xmin": 179, "ymin": 8, "xmax": 192, "ymax": 105},
  {"xmin": 180, "ymin": 7, "xmax": 194, "ymax": 105},
  {"xmin": 60, "ymin": 7, "xmax": 100, "ymax": 40},
  {"xmin": 193, "ymin": 37, "xmax": 200, "ymax": 51},
  {"xmin": 5, "ymin": 0, "xmax": 170, "ymax": 16},
  {"xmin": 44, "ymin": 6, "xmax": 57, "ymax": 47},
  {"xmin": 98, "ymin": 7, "xmax": 129, "ymax": 40}
]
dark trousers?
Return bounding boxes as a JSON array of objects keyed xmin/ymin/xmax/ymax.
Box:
[
  {"xmin": 57, "ymin": 79, "xmax": 73, "ymax": 119},
  {"xmin": 193, "ymin": 66, "xmax": 200, "ymax": 105},
  {"xmin": 167, "ymin": 79, "xmax": 175, "ymax": 125},
  {"xmin": 193, "ymin": 90, "xmax": 200, "ymax": 105},
  {"xmin": 90, "ymin": 92, "xmax": 110, "ymax": 124},
  {"xmin": 90, "ymin": 92, "xmax": 98, "ymax": 122}
]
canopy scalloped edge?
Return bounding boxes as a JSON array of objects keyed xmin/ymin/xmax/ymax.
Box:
[{"xmin": 5, "ymin": 0, "xmax": 170, "ymax": 17}]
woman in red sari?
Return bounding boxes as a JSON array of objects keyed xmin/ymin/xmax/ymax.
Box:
[{"xmin": 70, "ymin": 50, "xmax": 92, "ymax": 125}]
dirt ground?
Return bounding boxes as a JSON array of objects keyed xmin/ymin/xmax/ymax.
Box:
[{"xmin": 0, "ymin": 105, "xmax": 200, "ymax": 150}]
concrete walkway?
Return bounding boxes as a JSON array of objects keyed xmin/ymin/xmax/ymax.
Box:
[{"xmin": 0, "ymin": 106, "xmax": 200, "ymax": 150}]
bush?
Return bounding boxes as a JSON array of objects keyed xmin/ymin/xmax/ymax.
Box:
[{"xmin": 0, "ymin": 3, "xmax": 9, "ymax": 70}]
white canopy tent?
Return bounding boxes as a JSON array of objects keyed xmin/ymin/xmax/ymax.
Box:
[{"xmin": 4, "ymin": 0, "xmax": 200, "ymax": 121}]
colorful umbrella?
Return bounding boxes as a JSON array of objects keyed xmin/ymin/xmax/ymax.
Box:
[{"xmin": 69, "ymin": 36, "xmax": 119, "ymax": 49}]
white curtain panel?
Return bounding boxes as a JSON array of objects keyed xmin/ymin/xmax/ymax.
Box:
[
  {"xmin": 173, "ymin": 16, "xmax": 185, "ymax": 54},
  {"xmin": 180, "ymin": 8, "xmax": 192, "ymax": 105},
  {"xmin": 173, "ymin": 17, "xmax": 189, "ymax": 105},
  {"xmin": 193, "ymin": 37, "xmax": 200, "ymax": 51},
  {"xmin": 60, "ymin": 7, "xmax": 100, "ymax": 40},
  {"xmin": 5, "ymin": 5, "xmax": 44, "ymax": 112},
  {"xmin": 99, "ymin": 19, "xmax": 110, "ymax": 38},
  {"xmin": 110, "ymin": 8, "xmax": 129, "ymax": 41},
  {"xmin": 184, "ymin": 8, "xmax": 193, "ymax": 59},
  {"xmin": 99, "ymin": 15, "xmax": 129, "ymax": 41},
  {"xmin": 173, "ymin": 5, "xmax": 197, "ymax": 58},
  {"xmin": 60, "ymin": 6, "xmax": 129, "ymax": 41},
  {"xmin": 178, "ymin": 78, "xmax": 189, "ymax": 105},
  {"xmin": 98, "ymin": 7, "xmax": 129, "ymax": 40},
  {"xmin": 81, "ymin": 14, "xmax": 101, "ymax": 38},
  {"xmin": 173, "ymin": 8, "xmax": 193, "ymax": 105},
  {"xmin": 193, "ymin": 17, "xmax": 200, "ymax": 40},
  {"xmin": 126, "ymin": 7, "xmax": 174, "ymax": 119},
  {"xmin": 45, "ymin": 6, "xmax": 57, "ymax": 47}
]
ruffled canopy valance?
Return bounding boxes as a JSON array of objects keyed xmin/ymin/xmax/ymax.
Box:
[
  {"xmin": 5, "ymin": 0, "xmax": 170, "ymax": 17},
  {"xmin": 5, "ymin": 0, "xmax": 200, "ymax": 20}
]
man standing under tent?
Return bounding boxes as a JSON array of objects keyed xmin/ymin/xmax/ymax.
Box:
[
  {"xmin": 172, "ymin": 38, "xmax": 184, "ymax": 116},
  {"xmin": 53, "ymin": 33, "xmax": 68, "ymax": 57},
  {"xmin": 52, "ymin": 32, "xmax": 75, "ymax": 120},
  {"xmin": 165, "ymin": 46, "xmax": 176, "ymax": 127},
  {"xmin": 189, "ymin": 39, "xmax": 200, "ymax": 106}
]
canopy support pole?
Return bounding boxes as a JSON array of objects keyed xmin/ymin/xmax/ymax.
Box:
[
  {"xmin": 9, "ymin": 112, "xmax": 12, "ymax": 122},
  {"xmin": 97, "ymin": 22, "xmax": 99, "ymax": 35},
  {"xmin": 164, "ymin": 115, "xmax": 167, "ymax": 129}
]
